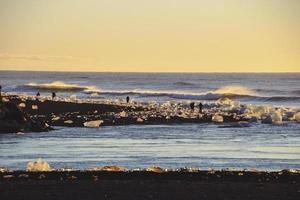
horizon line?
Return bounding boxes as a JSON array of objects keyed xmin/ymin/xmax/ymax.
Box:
[{"xmin": 1, "ymin": 69, "xmax": 300, "ymax": 73}]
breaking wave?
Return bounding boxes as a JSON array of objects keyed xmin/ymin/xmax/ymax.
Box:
[
  {"xmin": 19, "ymin": 82, "xmax": 300, "ymax": 102},
  {"xmin": 86, "ymin": 86, "xmax": 300, "ymax": 102},
  {"xmin": 22, "ymin": 81, "xmax": 100, "ymax": 92},
  {"xmin": 85, "ymin": 86, "xmax": 257, "ymax": 101}
]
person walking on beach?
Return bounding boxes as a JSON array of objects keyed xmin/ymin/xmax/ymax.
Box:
[
  {"xmin": 199, "ymin": 102, "xmax": 203, "ymax": 113},
  {"xmin": 126, "ymin": 96, "xmax": 130, "ymax": 103},
  {"xmin": 52, "ymin": 92, "xmax": 56, "ymax": 100},
  {"xmin": 190, "ymin": 102, "xmax": 195, "ymax": 111}
]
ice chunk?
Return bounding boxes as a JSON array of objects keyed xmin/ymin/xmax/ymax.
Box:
[
  {"xmin": 31, "ymin": 105, "xmax": 38, "ymax": 110},
  {"xmin": 27, "ymin": 158, "xmax": 52, "ymax": 172},
  {"xmin": 18, "ymin": 103, "xmax": 26, "ymax": 108},
  {"xmin": 99, "ymin": 165, "xmax": 125, "ymax": 172},
  {"xmin": 146, "ymin": 166, "xmax": 164, "ymax": 173},
  {"xmin": 52, "ymin": 116, "xmax": 60, "ymax": 121},
  {"xmin": 212, "ymin": 114, "xmax": 224, "ymax": 123},
  {"xmin": 136, "ymin": 118, "xmax": 144, "ymax": 122},
  {"xmin": 295, "ymin": 112, "xmax": 300, "ymax": 123},
  {"xmin": 83, "ymin": 120, "xmax": 103, "ymax": 128},
  {"xmin": 119, "ymin": 111, "xmax": 127, "ymax": 117},
  {"xmin": 271, "ymin": 111, "xmax": 283, "ymax": 124}
]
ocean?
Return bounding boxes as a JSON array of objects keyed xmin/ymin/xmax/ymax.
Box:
[{"xmin": 0, "ymin": 71, "xmax": 300, "ymax": 170}]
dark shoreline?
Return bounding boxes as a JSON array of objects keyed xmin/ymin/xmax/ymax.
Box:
[{"xmin": 1, "ymin": 170, "xmax": 299, "ymax": 200}]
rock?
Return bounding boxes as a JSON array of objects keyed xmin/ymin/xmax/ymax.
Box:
[
  {"xmin": 261, "ymin": 114, "xmax": 272, "ymax": 124},
  {"xmin": 0, "ymin": 102, "xmax": 52, "ymax": 133}
]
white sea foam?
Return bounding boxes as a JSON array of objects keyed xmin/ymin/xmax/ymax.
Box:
[{"xmin": 24, "ymin": 81, "xmax": 101, "ymax": 93}]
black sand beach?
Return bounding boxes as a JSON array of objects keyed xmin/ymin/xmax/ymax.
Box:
[{"xmin": 0, "ymin": 170, "xmax": 299, "ymax": 200}]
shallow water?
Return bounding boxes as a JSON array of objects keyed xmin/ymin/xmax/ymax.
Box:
[{"xmin": 1, "ymin": 123, "xmax": 299, "ymax": 170}]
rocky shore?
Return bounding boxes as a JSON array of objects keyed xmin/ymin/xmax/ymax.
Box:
[
  {"xmin": 0, "ymin": 100, "xmax": 52, "ymax": 133},
  {"xmin": 1, "ymin": 93, "xmax": 300, "ymax": 132},
  {"xmin": 0, "ymin": 169, "xmax": 299, "ymax": 200}
]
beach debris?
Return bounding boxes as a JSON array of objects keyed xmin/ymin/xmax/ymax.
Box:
[
  {"xmin": 31, "ymin": 105, "xmax": 38, "ymax": 110},
  {"xmin": 27, "ymin": 158, "xmax": 52, "ymax": 172},
  {"xmin": 99, "ymin": 165, "xmax": 125, "ymax": 172},
  {"xmin": 64, "ymin": 120, "xmax": 73, "ymax": 124},
  {"xmin": 212, "ymin": 114, "xmax": 224, "ymax": 123},
  {"xmin": 146, "ymin": 166, "xmax": 164, "ymax": 173},
  {"xmin": 18, "ymin": 103, "xmax": 26, "ymax": 108},
  {"xmin": 83, "ymin": 120, "xmax": 103, "ymax": 128}
]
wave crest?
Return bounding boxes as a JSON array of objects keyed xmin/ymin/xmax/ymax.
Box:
[{"xmin": 24, "ymin": 81, "xmax": 100, "ymax": 92}]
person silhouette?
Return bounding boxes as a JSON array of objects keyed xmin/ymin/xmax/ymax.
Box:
[
  {"xmin": 190, "ymin": 102, "xmax": 195, "ymax": 111},
  {"xmin": 52, "ymin": 92, "xmax": 56, "ymax": 100},
  {"xmin": 0, "ymin": 85, "xmax": 2, "ymax": 103},
  {"xmin": 126, "ymin": 96, "xmax": 130, "ymax": 103},
  {"xmin": 199, "ymin": 102, "xmax": 203, "ymax": 113},
  {"xmin": 36, "ymin": 91, "xmax": 41, "ymax": 101}
]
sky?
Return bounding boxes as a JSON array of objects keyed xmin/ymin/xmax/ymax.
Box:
[{"xmin": 0, "ymin": 0, "xmax": 299, "ymax": 72}]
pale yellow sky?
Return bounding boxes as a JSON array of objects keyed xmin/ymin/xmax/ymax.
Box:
[{"xmin": 0, "ymin": 0, "xmax": 299, "ymax": 72}]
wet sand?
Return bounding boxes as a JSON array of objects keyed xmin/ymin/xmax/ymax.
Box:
[{"xmin": 0, "ymin": 170, "xmax": 299, "ymax": 200}]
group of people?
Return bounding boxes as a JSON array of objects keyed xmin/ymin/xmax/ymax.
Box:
[
  {"xmin": 190, "ymin": 102, "xmax": 203, "ymax": 113},
  {"xmin": 36, "ymin": 91, "xmax": 56, "ymax": 100},
  {"xmin": 34, "ymin": 92, "xmax": 202, "ymax": 112}
]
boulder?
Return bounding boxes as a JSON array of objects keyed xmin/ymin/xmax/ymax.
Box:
[{"xmin": 0, "ymin": 102, "xmax": 52, "ymax": 133}]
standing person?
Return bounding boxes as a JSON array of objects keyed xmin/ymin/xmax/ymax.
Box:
[
  {"xmin": 198, "ymin": 102, "xmax": 203, "ymax": 113},
  {"xmin": 190, "ymin": 102, "xmax": 195, "ymax": 111},
  {"xmin": 52, "ymin": 92, "xmax": 56, "ymax": 100},
  {"xmin": 36, "ymin": 91, "xmax": 40, "ymax": 101},
  {"xmin": 126, "ymin": 96, "xmax": 130, "ymax": 103},
  {"xmin": 0, "ymin": 85, "xmax": 2, "ymax": 103}
]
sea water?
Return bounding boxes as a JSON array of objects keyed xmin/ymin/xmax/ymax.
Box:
[{"xmin": 0, "ymin": 71, "xmax": 299, "ymax": 170}]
